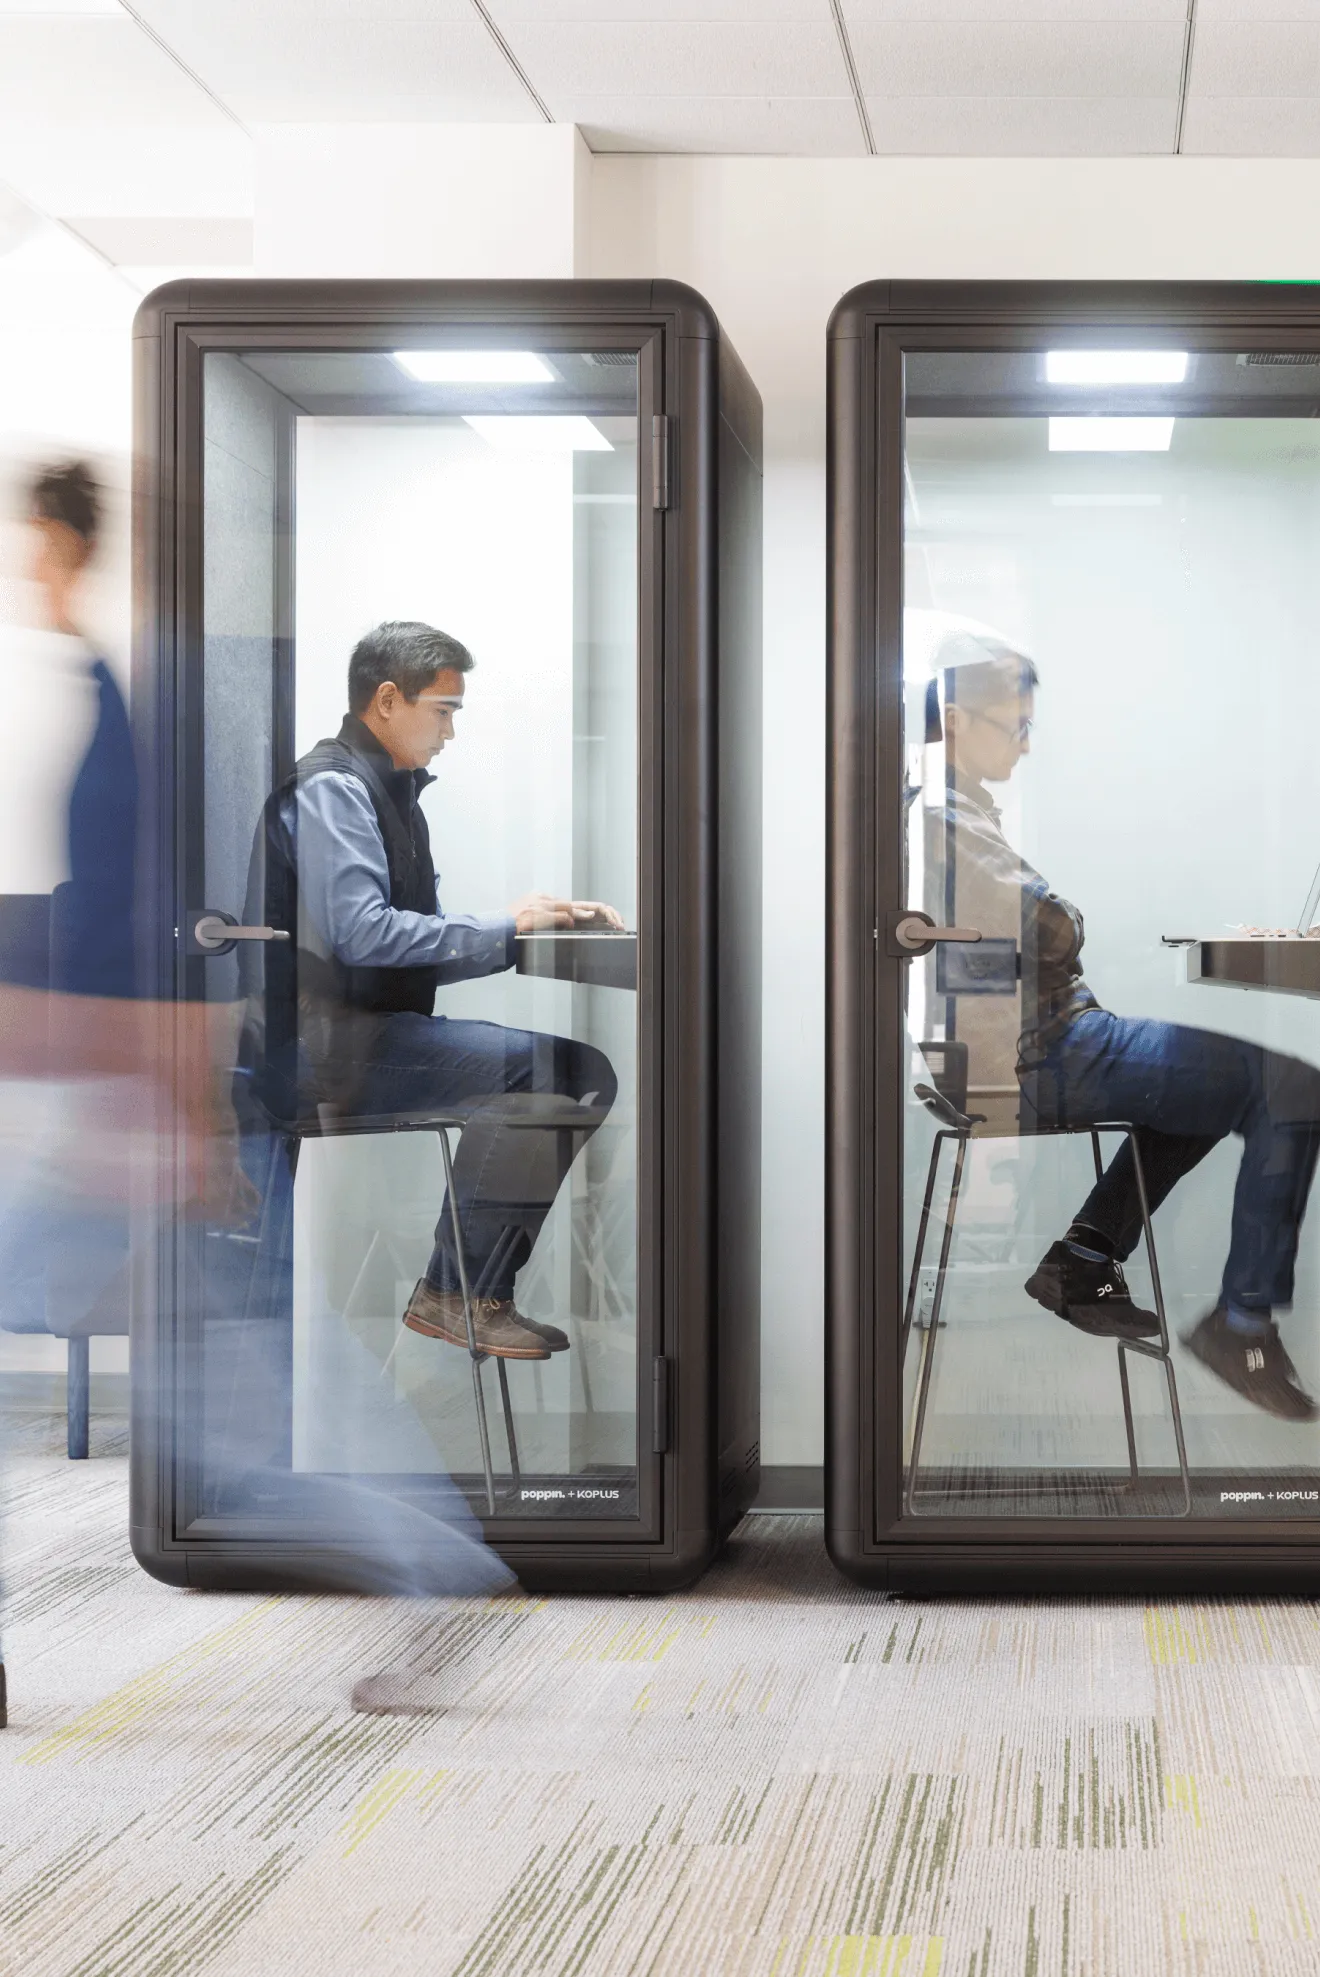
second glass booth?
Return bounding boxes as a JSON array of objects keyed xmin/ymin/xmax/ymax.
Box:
[
  {"xmin": 829, "ymin": 282, "xmax": 1320, "ymax": 1589},
  {"xmin": 131, "ymin": 280, "xmax": 761, "ymax": 1592}
]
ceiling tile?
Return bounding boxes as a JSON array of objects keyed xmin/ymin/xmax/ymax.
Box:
[
  {"xmin": 850, "ymin": 19, "xmax": 1183, "ymax": 95},
  {"xmin": 564, "ymin": 93, "xmax": 867, "ymax": 150},
  {"xmin": 0, "ymin": 18, "xmax": 231, "ymax": 121},
  {"xmin": 1195, "ymin": 0, "xmax": 1320, "ymax": 15},
  {"xmin": 0, "ymin": 0, "xmax": 124, "ymax": 11},
  {"xmin": 0, "ymin": 184, "xmax": 41, "ymax": 254},
  {"xmin": 0, "ymin": 124, "xmax": 251, "ymax": 217},
  {"xmin": 132, "ymin": 0, "xmax": 474, "ymax": 22},
  {"xmin": 130, "ymin": 19, "xmax": 536, "ymax": 121},
  {"xmin": 492, "ymin": 1, "xmax": 832, "ymax": 15},
  {"xmin": 845, "ymin": 0, "xmax": 1183, "ymax": 16},
  {"xmin": 497, "ymin": 20, "xmax": 852, "ymax": 97},
  {"xmin": 63, "ymin": 216, "xmax": 253, "ymax": 262},
  {"xmin": 866, "ymin": 90, "xmax": 1176, "ymax": 147},
  {"xmin": 1180, "ymin": 93, "xmax": 1320, "ymax": 146},
  {"xmin": 1190, "ymin": 20, "xmax": 1320, "ymax": 92}
]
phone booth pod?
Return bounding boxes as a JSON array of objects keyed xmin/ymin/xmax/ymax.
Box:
[
  {"xmin": 131, "ymin": 279, "xmax": 761, "ymax": 1593},
  {"xmin": 828, "ymin": 280, "xmax": 1320, "ymax": 1593}
]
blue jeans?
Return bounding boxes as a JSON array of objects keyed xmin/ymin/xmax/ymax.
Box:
[
  {"xmin": 1023, "ymin": 1010, "xmax": 1320, "ymax": 1310},
  {"xmin": 334, "ymin": 1014, "xmax": 617, "ymax": 1301}
]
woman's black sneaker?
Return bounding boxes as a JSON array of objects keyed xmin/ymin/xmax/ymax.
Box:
[
  {"xmin": 1182, "ymin": 1307, "xmax": 1318, "ymax": 1421},
  {"xmin": 1025, "ymin": 1240, "xmax": 1160, "ymax": 1340}
]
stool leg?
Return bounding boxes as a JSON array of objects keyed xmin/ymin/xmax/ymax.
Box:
[
  {"xmin": 901, "ymin": 1133, "xmax": 943, "ymax": 1472},
  {"xmin": 438, "ymin": 1127, "xmax": 497, "ymax": 1518},
  {"xmin": 1128, "ymin": 1130, "xmax": 1193, "ymax": 1517},
  {"xmin": 468, "ymin": 1358, "xmax": 497, "ymax": 1518},
  {"xmin": 905, "ymin": 1131, "xmax": 966, "ymax": 1515},
  {"xmin": 1163, "ymin": 1358, "xmax": 1193, "ymax": 1517},
  {"xmin": 496, "ymin": 1360, "xmax": 522, "ymax": 1482},
  {"xmin": 902, "ymin": 1132, "xmax": 946, "ymax": 1357},
  {"xmin": 1127, "ymin": 1133, "xmax": 1171, "ymax": 1348},
  {"xmin": 577, "ymin": 1344, "xmax": 595, "ymax": 1415},
  {"xmin": 1117, "ymin": 1344, "xmax": 1140, "ymax": 1486},
  {"xmin": 66, "ymin": 1335, "xmax": 89, "ymax": 1461}
]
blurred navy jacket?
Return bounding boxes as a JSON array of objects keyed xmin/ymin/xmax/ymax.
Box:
[{"xmin": 50, "ymin": 658, "xmax": 138, "ymax": 999}]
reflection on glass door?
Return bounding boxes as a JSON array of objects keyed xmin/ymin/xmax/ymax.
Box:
[
  {"xmin": 899, "ymin": 344, "xmax": 1320, "ymax": 1519},
  {"xmin": 194, "ymin": 344, "xmax": 641, "ymax": 1526}
]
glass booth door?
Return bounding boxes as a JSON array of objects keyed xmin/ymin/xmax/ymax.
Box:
[
  {"xmin": 173, "ymin": 331, "xmax": 659, "ymax": 1547},
  {"xmin": 890, "ymin": 334, "xmax": 1320, "ymax": 1531}
]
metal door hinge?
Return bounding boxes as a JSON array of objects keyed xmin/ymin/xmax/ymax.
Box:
[
  {"xmin": 651, "ymin": 1355, "xmax": 671, "ymax": 1453},
  {"xmin": 651, "ymin": 415, "xmax": 672, "ymax": 510}
]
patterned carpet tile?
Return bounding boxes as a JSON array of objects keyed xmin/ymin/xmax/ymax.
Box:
[{"xmin": 7, "ymin": 1436, "xmax": 1320, "ymax": 1974}]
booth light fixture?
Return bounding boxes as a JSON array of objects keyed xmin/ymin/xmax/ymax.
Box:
[
  {"xmin": 463, "ymin": 416, "xmax": 612, "ymax": 452},
  {"xmin": 393, "ymin": 350, "xmax": 553, "ymax": 384},
  {"xmin": 1046, "ymin": 350, "xmax": 1189, "ymax": 385},
  {"xmin": 1049, "ymin": 417, "xmax": 1174, "ymax": 453}
]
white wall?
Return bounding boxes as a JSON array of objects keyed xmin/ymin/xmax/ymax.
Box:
[
  {"xmin": 588, "ymin": 154, "xmax": 1320, "ymax": 1466},
  {"xmin": 254, "ymin": 123, "xmax": 594, "ymax": 278}
]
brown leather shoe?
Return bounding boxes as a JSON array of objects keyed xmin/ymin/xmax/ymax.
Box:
[
  {"xmin": 512, "ymin": 1313, "xmax": 570, "ymax": 1352},
  {"xmin": 402, "ymin": 1283, "xmax": 550, "ymax": 1359}
]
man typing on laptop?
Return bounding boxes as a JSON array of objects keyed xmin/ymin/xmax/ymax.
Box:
[{"xmin": 245, "ymin": 619, "xmax": 621, "ymax": 1361}]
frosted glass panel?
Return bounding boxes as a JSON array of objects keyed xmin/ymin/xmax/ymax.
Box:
[
  {"xmin": 900, "ymin": 348, "xmax": 1320, "ymax": 1519},
  {"xmin": 199, "ymin": 349, "xmax": 641, "ymax": 1525}
]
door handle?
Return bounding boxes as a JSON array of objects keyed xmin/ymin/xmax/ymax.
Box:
[
  {"xmin": 189, "ymin": 911, "xmax": 291, "ymax": 956},
  {"xmin": 887, "ymin": 911, "xmax": 983, "ymax": 957}
]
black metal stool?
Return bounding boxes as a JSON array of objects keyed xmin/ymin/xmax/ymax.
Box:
[
  {"xmin": 902, "ymin": 1084, "xmax": 1192, "ymax": 1517},
  {"xmin": 285, "ymin": 1099, "xmax": 608, "ymax": 1516}
]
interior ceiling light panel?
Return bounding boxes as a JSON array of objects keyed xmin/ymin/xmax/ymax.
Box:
[
  {"xmin": 393, "ymin": 351, "xmax": 553, "ymax": 384},
  {"xmin": 1049, "ymin": 417, "xmax": 1175, "ymax": 453},
  {"xmin": 1045, "ymin": 351, "xmax": 1189, "ymax": 385},
  {"xmin": 463, "ymin": 417, "xmax": 612, "ymax": 452}
]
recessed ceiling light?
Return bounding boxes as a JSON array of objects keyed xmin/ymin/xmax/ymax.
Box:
[
  {"xmin": 1049, "ymin": 417, "xmax": 1174, "ymax": 453},
  {"xmin": 393, "ymin": 350, "xmax": 552, "ymax": 384},
  {"xmin": 463, "ymin": 416, "xmax": 611, "ymax": 452},
  {"xmin": 1046, "ymin": 350, "xmax": 1189, "ymax": 385}
]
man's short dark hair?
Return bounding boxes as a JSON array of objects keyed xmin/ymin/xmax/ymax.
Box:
[
  {"xmin": 924, "ymin": 631, "xmax": 1039, "ymax": 744},
  {"xmin": 29, "ymin": 459, "xmax": 100, "ymax": 549},
  {"xmin": 347, "ymin": 620, "xmax": 474, "ymax": 716}
]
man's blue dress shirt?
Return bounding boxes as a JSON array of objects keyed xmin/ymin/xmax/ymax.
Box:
[{"xmin": 289, "ymin": 769, "xmax": 516, "ymax": 985}]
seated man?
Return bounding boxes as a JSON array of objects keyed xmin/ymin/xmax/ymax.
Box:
[
  {"xmin": 245, "ymin": 619, "xmax": 620, "ymax": 1361},
  {"xmin": 928, "ymin": 631, "xmax": 1320, "ymax": 1422}
]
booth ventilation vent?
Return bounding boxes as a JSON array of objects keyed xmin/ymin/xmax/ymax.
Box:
[
  {"xmin": 1240, "ymin": 353, "xmax": 1320, "ymax": 367},
  {"xmin": 585, "ymin": 352, "xmax": 636, "ymax": 367}
]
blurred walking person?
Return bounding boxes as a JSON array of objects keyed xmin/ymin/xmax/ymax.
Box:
[{"xmin": 0, "ymin": 463, "xmax": 138, "ymax": 1725}]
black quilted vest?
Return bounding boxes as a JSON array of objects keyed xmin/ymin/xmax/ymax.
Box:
[{"xmin": 248, "ymin": 715, "xmax": 441, "ymax": 1050}]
